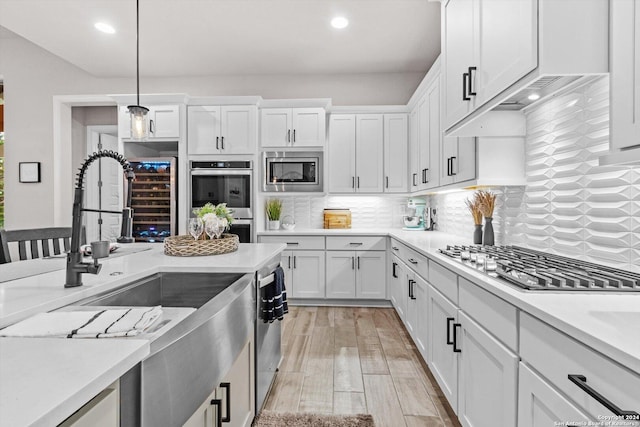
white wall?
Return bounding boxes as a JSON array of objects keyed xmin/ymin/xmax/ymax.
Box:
[{"xmin": 0, "ymin": 30, "xmax": 424, "ymax": 229}]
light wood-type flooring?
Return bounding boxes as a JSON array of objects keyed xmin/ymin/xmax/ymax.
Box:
[{"xmin": 263, "ymin": 306, "xmax": 462, "ymax": 427}]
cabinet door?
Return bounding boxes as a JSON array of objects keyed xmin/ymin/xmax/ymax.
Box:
[
  {"xmin": 428, "ymin": 284, "xmax": 459, "ymax": 413},
  {"xmin": 217, "ymin": 338, "xmax": 255, "ymax": 427},
  {"xmin": 326, "ymin": 251, "xmax": 356, "ymax": 298},
  {"xmin": 518, "ymin": 363, "xmax": 590, "ymax": 427},
  {"xmin": 356, "ymin": 251, "xmax": 386, "ymax": 299},
  {"xmin": 417, "ymin": 93, "xmax": 430, "ymax": 191},
  {"xmin": 291, "ymin": 250, "xmax": 325, "ymax": 298},
  {"xmin": 355, "ymin": 114, "xmax": 384, "ymax": 193},
  {"xmin": 328, "ymin": 115, "xmax": 357, "ymax": 193},
  {"xmin": 261, "ymin": 108, "xmax": 292, "ymax": 147},
  {"xmin": 405, "ymin": 270, "xmax": 417, "ymax": 337},
  {"xmin": 458, "ymin": 311, "xmax": 518, "ymax": 427},
  {"xmin": 409, "ymin": 108, "xmax": 420, "ymax": 191},
  {"xmin": 383, "ymin": 114, "xmax": 408, "ymax": 193},
  {"xmin": 281, "ymin": 250, "xmax": 294, "ymax": 297},
  {"xmin": 414, "ymin": 275, "xmax": 429, "ymax": 360},
  {"xmin": 454, "ymin": 137, "xmax": 476, "ymax": 183},
  {"xmin": 390, "ymin": 257, "xmax": 407, "ymax": 320},
  {"xmin": 443, "ymin": 0, "xmax": 476, "ymax": 129},
  {"xmin": 118, "ymin": 105, "xmax": 132, "ymax": 139},
  {"xmin": 150, "ymin": 105, "xmax": 180, "ymax": 138},
  {"xmin": 188, "ymin": 106, "xmax": 222, "ymax": 155},
  {"xmin": 424, "ymin": 78, "xmax": 441, "ymax": 189},
  {"xmin": 292, "ymin": 108, "xmax": 326, "ymax": 147},
  {"xmin": 440, "ymin": 136, "xmax": 458, "ymax": 186},
  {"xmin": 221, "ymin": 106, "xmax": 255, "ymax": 154},
  {"xmin": 182, "ymin": 390, "xmax": 216, "ymax": 427},
  {"xmin": 610, "ymin": 0, "xmax": 640, "ymax": 150},
  {"xmin": 477, "ymin": 0, "xmax": 537, "ymax": 105}
]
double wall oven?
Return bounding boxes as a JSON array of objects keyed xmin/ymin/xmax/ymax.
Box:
[{"xmin": 190, "ymin": 160, "xmax": 253, "ymax": 242}]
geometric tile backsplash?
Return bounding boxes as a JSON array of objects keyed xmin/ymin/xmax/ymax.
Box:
[{"xmin": 432, "ymin": 76, "xmax": 640, "ymax": 272}]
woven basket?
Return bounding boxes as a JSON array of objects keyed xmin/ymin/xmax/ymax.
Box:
[{"xmin": 164, "ymin": 233, "xmax": 239, "ymax": 257}]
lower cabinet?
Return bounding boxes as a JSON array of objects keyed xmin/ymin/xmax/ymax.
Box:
[
  {"xmin": 458, "ymin": 311, "xmax": 518, "ymax": 427},
  {"xmin": 413, "ymin": 274, "xmax": 429, "ymax": 359},
  {"xmin": 518, "ymin": 363, "xmax": 590, "ymax": 427},
  {"xmin": 326, "ymin": 251, "xmax": 386, "ymax": 299},
  {"xmin": 281, "ymin": 250, "xmax": 326, "ymax": 299},
  {"xmin": 183, "ymin": 336, "xmax": 255, "ymax": 427},
  {"xmin": 405, "ymin": 269, "xmax": 418, "ymax": 337},
  {"xmin": 59, "ymin": 381, "xmax": 119, "ymax": 427},
  {"xmin": 389, "ymin": 255, "xmax": 408, "ymax": 320}
]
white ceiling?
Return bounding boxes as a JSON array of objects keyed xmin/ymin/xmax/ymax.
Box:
[{"xmin": 0, "ymin": 0, "xmax": 441, "ymax": 78}]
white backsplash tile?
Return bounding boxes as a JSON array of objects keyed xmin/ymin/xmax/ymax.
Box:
[{"xmin": 432, "ymin": 76, "xmax": 640, "ymax": 272}]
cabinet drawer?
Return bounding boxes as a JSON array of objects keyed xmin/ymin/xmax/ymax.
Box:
[
  {"xmin": 459, "ymin": 277, "xmax": 517, "ymax": 351},
  {"xmin": 326, "ymin": 236, "xmax": 385, "ymax": 251},
  {"xmin": 258, "ymin": 235, "xmax": 325, "ymax": 250},
  {"xmin": 521, "ymin": 313, "xmax": 640, "ymax": 419},
  {"xmin": 403, "ymin": 247, "xmax": 429, "ymax": 281},
  {"xmin": 389, "ymin": 239, "xmax": 408, "ymax": 260},
  {"xmin": 429, "ymin": 261, "xmax": 458, "ymax": 304}
]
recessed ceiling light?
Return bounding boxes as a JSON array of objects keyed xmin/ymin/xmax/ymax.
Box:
[
  {"xmin": 94, "ymin": 22, "xmax": 116, "ymax": 34},
  {"xmin": 527, "ymin": 93, "xmax": 541, "ymax": 101},
  {"xmin": 331, "ymin": 17, "xmax": 349, "ymax": 29}
]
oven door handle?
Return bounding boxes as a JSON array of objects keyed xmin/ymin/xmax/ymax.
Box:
[
  {"xmin": 229, "ymin": 219, "xmax": 253, "ymax": 225},
  {"xmin": 190, "ymin": 170, "xmax": 253, "ymax": 176}
]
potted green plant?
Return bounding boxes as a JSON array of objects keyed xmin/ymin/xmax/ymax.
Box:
[{"xmin": 265, "ymin": 198, "xmax": 283, "ymax": 230}]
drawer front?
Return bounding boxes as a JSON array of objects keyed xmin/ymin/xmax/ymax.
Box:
[
  {"xmin": 403, "ymin": 247, "xmax": 429, "ymax": 281},
  {"xmin": 429, "ymin": 260, "xmax": 458, "ymax": 304},
  {"xmin": 521, "ymin": 313, "xmax": 640, "ymax": 419},
  {"xmin": 389, "ymin": 239, "xmax": 408, "ymax": 260},
  {"xmin": 326, "ymin": 236, "xmax": 386, "ymax": 251},
  {"xmin": 459, "ymin": 277, "xmax": 517, "ymax": 351},
  {"xmin": 258, "ymin": 235, "xmax": 325, "ymax": 250}
]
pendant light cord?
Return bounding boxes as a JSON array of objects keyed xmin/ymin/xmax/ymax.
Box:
[{"xmin": 136, "ymin": 0, "xmax": 140, "ymax": 106}]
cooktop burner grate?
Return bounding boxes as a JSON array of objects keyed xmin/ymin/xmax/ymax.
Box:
[{"xmin": 438, "ymin": 245, "xmax": 640, "ymax": 291}]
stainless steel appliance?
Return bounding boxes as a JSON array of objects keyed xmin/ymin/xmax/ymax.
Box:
[
  {"xmin": 190, "ymin": 160, "xmax": 253, "ymax": 242},
  {"xmin": 255, "ymin": 258, "xmax": 283, "ymax": 412},
  {"xmin": 263, "ymin": 151, "xmax": 323, "ymax": 192},
  {"xmin": 129, "ymin": 158, "xmax": 177, "ymax": 242},
  {"xmin": 439, "ymin": 245, "xmax": 640, "ymax": 291}
]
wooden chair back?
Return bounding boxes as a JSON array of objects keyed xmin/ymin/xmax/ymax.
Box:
[{"xmin": 0, "ymin": 227, "xmax": 72, "ymax": 264}]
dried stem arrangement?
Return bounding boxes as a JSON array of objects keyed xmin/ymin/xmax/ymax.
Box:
[
  {"xmin": 465, "ymin": 198, "xmax": 483, "ymax": 225},
  {"xmin": 475, "ymin": 190, "xmax": 497, "ymax": 218}
]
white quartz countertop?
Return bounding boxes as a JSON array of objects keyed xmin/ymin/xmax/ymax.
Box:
[
  {"xmin": 258, "ymin": 228, "xmax": 392, "ymax": 236},
  {"xmin": 0, "ymin": 337, "xmax": 149, "ymax": 427}
]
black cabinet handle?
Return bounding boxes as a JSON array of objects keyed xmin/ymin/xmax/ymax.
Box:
[
  {"xmin": 352, "ymin": 176, "xmax": 355, "ymax": 188},
  {"xmin": 392, "ymin": 246, "xmax": 399, "ymax": 251},
  {"xmin": 349, "ymin": 242, "xmax": 363, "ymax": 246},
  {"xmin": 451, "ymin": 157, "xmax": 457, "ymax": 176},
  {"xmin": 288, "ymin": 256, "xmax": 291, "ymax": 269},
  {"xmin": 424, "ymin": 168, "xmax": 429, "ymax": 183},
  {"xmin": 421, "ymin": 169, "xmax": 426, "ymax": 184},
  {"xmin": 462, "ymin": 72, "xmax": 470, "ymax": 101},
  {"xmin": 447, "ymin": 158, "xmax": 451, "ymax": 176},
  {"xmin": 357, "ymin": 177, "xmax": 360, "ymax": 188},
  {"xmin": 352, "ymin": 257, "xmax": 355, "ymax": 270},
  {"xmin": 293, "ymin": 129, "xmax": 296, "ymax": 143},
  {"xmin": 408, "ymin": 279, "xmax": 412, "ymax": 299},
  {"xmin": 468, "ymin": 66, "xmax": 477, "ymax": 96},
  {"xmin": 357, "ymin": 256, "xmax": 360, "ymax": 270},
  {"xmin": 287, "ymin": 129, "xmax": 291, "ymax": 143},
  {"xmin": 392, "ymin": 262, "xmax": 397, "ymax": 278},
  {"xmin": 409, "ymin": 279, "xmax": 416, "ymax": 299},
  {"xmin": 293, "ymin": 256, "xmax": 296, "ymax": 269},
  {"xmin": 220, "ymin": 382, "xmax": 231, "ymax": 422},
  {"xmin": 221, "ymin": 136, "xmax": 225, "ymax": 149},
  {"xmin": 453, "ymin": 323, "xmax": 461, "ymax": 353},
  {"xmin": 408, "ymin": 258, "xmax": 418, "ymax": 265},
  {"xmin": 149, "ymin": 119, "xmax": 155, "ymax": 134},
  {"xmin": 216, "ymin": 136, "xmax": 219, "ymax": 150},
  {"xmin": 210, "ymin": 399, "xmax": 222, "ymax": 427},
  {"xmin": 386, "ymin": 176, "xmax": 389, "ymax": 188},
  {"xmin": 412, "ymin": 173, "xmax": 417, "ymax": 187},
  {"xmin": 286, "ymin": 242, "xmax": 300, "ymax": 246},
  {"xmin": 568, "ymin": 375, "xmax": 639, "ymax": 417},
  {"xmin": 446, "ymin": 317, "xmax": 455, "ymax": 345}
]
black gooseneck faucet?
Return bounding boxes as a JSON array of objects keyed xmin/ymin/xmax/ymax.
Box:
[{"xmin": 65, "ymin": 150, "xmax": 136, "ymax": 288}]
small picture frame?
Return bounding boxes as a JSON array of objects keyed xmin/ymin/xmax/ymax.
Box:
[{"xmin": 19, "ymin": 162, "xmax": 41, "ymax": 183}]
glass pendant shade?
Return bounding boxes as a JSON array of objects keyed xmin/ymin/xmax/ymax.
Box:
[{"xmin": 128, "ymin": 105, "xmax": 149, "ymax": 141}]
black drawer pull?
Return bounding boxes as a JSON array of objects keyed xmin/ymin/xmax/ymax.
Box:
[
  {"xmin": 468, "ymin": 66, "xmax": 477, "ymax": 96},
  {"xmin": 409, "ymin": 279, "xmax": 416, "ymax": 300},
  {"xmin": 216, "ymin": 136, "xmax": 219, "ymax": 149},
  {"xmin": 349, "ymin": 242, "xmax": 363, "ymax": 246},
  {"xmin": 220, "ymin": 136, "xmax": 225, "ymax": 149},
  {"xmin": 287, "ymin": 129, "xmax": 291, "ymax": 143},
  {"xmin": 286, "ymin": 242, "xmax": 299, "ymax": 246},
  {"xmin": 220, "ymin": 382, "xmax": 231, "ymax": 422},
  {"xmin": 408, "ymin": 258, "xmax": 418, "ymax": 264},
  {"xmin": 568, "ymin": 375, "xmax": 639, "ymax": 417},
  {"xmin": 453, "ymin": 323, "xmax": 461, "ymax": 353},
  {"xmin": 392, "ymin": 246, "xmax": 399, "ymax": 251},
  {"xmin": 462, "ymin": 72, "xmax": 470, "ymax": 101},
  {"xmin": 446, "ymin": 317, "xmax": 455, "ymax": 345},
  {"xmin": 451, "ymin": 156, "xmax": 457, "ymax": 176},
  {"xmin": 210, "ymin": 399, "xmax": 222, "ymax": 427},
  {"xmin": 392, "ymin": 262, "xmax": 397, "ymax": 278}
]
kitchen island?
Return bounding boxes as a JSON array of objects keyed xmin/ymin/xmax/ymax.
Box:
[{"xmin": 0, "ymin": 242, "xmax": 286, "ymax": 427}]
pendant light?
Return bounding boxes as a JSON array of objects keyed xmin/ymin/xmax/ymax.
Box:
[{"xmin": 127, "ymin": 0, "xmax": 149, "ymax": 141}]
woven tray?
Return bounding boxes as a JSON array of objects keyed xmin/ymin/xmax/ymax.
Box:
[{"xmin": 164, "ymin": 234, "xmax": 239, "ymax": 257}]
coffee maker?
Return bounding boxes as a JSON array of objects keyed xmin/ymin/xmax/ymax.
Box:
[{"xmin": 402, "ymin": 198, "xmax": 434, "ymax": 230}]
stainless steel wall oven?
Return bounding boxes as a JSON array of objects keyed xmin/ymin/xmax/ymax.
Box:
[{"xmin": 190, "ymin": 160, "xmax": 253, "ymax": 242}]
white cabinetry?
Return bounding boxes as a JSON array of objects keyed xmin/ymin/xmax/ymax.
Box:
[
  {"xmin": 410, "ymin": 76, "xmax": 441, "ymax": 192},
  {"xmin": 355, "ymin": 114, "xmax": 384, "ymax": 193},
  {"xmin": 383, "ymin": 114, "xmax": 408, "ymax": 193},
  {"xmin": 188, "ymin": 105, "xmax": 256, "ymax": 155},
  {"xmin": 119, "ymin": 105, "xmax": 180, "ymax": 140},
  {"xmin": 328, "ymin": 115, "xmax": 357, "ymax": 193},
  {"xmin": 261, "ymin": 108, "xmax": 326, "ymax": 147},
  {"xmin": 389, "ymin": 255, "xmax": 408, "ymax": 320},
  {"xmin": 326, "ymin": 251, "xmax": 386, "ymax": 299},
  {"xmin": 281, "ymin": 250, "xmax": 326, "ymax": 299},
  {"xmin": 413, "ymin": 274, "xmax": 429, "ymax": 359},
  {"xmin": 440, "ymin": 136, "xmax": 476, "ymax": 186}
]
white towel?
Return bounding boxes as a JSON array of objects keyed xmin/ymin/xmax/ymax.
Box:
[{"xmin": 0, "ymin": 306, "xmax": 163, "ymax": 338}]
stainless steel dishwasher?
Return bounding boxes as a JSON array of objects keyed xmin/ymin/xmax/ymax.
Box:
[{"xmin": 255, "ymin": 258, "xmax": 284, "ymax": 413}]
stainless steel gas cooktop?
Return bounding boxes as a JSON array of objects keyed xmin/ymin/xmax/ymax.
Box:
[{"xmin": 438, "ymin": 245, "xmax": 640, "ymax": 292}]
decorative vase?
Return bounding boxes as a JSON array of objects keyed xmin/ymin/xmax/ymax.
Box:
[
  {"xmin": 483, "ymin": 217, "xmax": 494, "ymax": 246},
  {"xmin": 268, "ymin": 220, "xmax": 281, "ymax": 230},
  {"xmin": 473, "ymin": 224, "xmax": 483, "ymax": 245}
]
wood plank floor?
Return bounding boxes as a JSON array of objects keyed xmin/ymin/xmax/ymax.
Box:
[{"xmin": 263, "ymin": 306, "xmax": 462, "ymax": 427}]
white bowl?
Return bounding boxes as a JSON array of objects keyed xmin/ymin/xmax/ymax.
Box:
[{"xmin": 403, "ymin": 215, "xmax": 420, "ymax": 227}]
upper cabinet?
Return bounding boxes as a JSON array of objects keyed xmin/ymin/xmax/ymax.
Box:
[
  {"xmin": 410, "ymin": 73, "xmax": 441, "ymax": 192},
  {"xmin": 383, "ymin": 114, "xmax": 408, "ymax": 193},
  {"xmin": 187, "ymin": 105, "xmax": 257, "ymax": 155},
  {"xmin": 119, "ymin": 105, "xmax": 180, "ymax": 140},
  {"xmin": 261, "ymin": 108, "xmax": 326, "ymax": 147},
  {"xmin": 443, "ymin": 0, "xmax": 608, "ymax": 133}
]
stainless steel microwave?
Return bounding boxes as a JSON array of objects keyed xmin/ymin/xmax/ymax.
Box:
[{"xmin": 263, "ymin": 151, "xmax": 323, "ymax": 192}]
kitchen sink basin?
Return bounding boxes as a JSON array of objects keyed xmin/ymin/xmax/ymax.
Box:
[{"xmin": 81, "ymin": 272, "xmax": 244, "ymax": 309}]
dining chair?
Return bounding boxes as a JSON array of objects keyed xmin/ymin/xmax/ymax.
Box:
[{"xmin": 0, "ymin": 227, "xmax": 73, "ymax": 264}]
